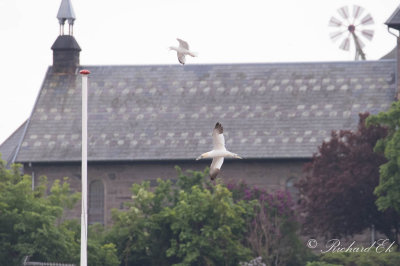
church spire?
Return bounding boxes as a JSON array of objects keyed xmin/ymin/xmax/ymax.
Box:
[{"xmin": 57, "ymin": 0, "xmax": 76, "ymax": 35}]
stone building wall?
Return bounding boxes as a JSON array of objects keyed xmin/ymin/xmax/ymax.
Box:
[{"xmin": 24, "ymin": 159, "xmax": 307, "ymax": 225}]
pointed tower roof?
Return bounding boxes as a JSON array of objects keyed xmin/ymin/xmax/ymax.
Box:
[
  {"xmin": 57, "ymin": 0, "xmax": 76, "ymax": 25},
  {"xmin": 52, "ymin": 0, "xmax": 80, "ymax": 73},
  {"xmin": 386, "ymin": 4, "xmax": 400, "ymax": 30}
]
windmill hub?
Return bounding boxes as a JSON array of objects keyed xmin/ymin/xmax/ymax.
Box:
[{"xmin": 347, "ymin": 24, "xmax": 356, "ymax": 33}]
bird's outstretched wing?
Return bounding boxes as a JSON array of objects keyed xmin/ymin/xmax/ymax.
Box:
[
  {"xmin": 210, "ymin": 157, "xmax": 224, "ymax": 180},
  {"xmin": 212, "ymin": 122, "xmax": 225, "ymax": 150},
  {"xmin": 177, "ymin": 38, "xmax": 189, "ymax": 50},
  {"xmin": 177, "ymin": 53, "xmax": 186, "ymax": 65}
]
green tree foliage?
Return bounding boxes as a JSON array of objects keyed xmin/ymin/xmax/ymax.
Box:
[
  {"xmin": 0, "ymin": 160, "xmax": 80, "ymax": 265},
  {"xmin": 107, "ymin": 167, "xmax": 255, "ymax": 265},
  {"xmin": 60, "ymin": 219, "xmax": 120, "ymax": 266},
  {"xmin": 0, "ymin": 158, "xmax": 120, "ymax": 266},
  {"xmin": 367, "ymin": 101, "xmax": 400, "ymax": 214},
  {"xmin": 298, "ymin": 113, "xmax": 400, "ymax": 242},
  {"xmin": 306, "ymin": 249, "xmax": 400, "ymax": 266},
  {"xmin": 87, "ymin": 224, "xmax": 120, "ymax": 266},
  {"xmin": 107, "ymin": 167, "xmax": 311, "ymax": 266}
]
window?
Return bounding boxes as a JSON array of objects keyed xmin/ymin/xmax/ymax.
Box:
[{"xmin": 89, "ymin": 180, "xmax": 104, "ymax": 225}]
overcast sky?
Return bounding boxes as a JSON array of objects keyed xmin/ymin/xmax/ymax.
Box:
[{"xmin": 0, "ymin": 0, "xmax": 399, "ymax": 144}]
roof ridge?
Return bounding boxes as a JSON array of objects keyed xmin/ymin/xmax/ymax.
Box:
[{"xmin": 77, "ymin": 60, "xmax": 395, "ymax": 69}]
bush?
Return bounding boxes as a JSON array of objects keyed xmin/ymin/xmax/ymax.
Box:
[
  {"xmin": 227, "ymin": 181, "xmax": 315, "ymax": 266},
  {"xmin": 106, "ymin": 168, "xmax": 314, "ymax": 265},
  {"xmin": 306, "ymin": 262, "xmax": 342, "ymax": 266},
  {"xmin": 307, "ymin": 250, "xmax": 400, "ymax": 266},
  {"xmin": 106, "ymin": 167, "xmax": 255, "ymax": 265},
  {"xmin": 0, "ymin": 161, "xmax": 80, "ymax": 265}
]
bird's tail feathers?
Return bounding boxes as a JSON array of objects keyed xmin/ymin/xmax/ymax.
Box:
[
  {"xmin": 210, "ymin": 168, "xmax": 220, "ymax": 180},
  {"xmin": 189, "ymin": 51, "xmax": 198, "ymax": 57}
]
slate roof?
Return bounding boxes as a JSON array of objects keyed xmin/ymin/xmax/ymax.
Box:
[
  {"xmin": 386, "ymin": 4, "xmax": 400, "ymax": 30},
  {"xmin": 9, "ymin": 60, "xmax": 396, "ymax": 162},
  {"xmin": 381, "ymin": 47, "xmax": 396, "ymax": 60},
  {"xmin": 0, "ymin": 121, "xmax": 27, "ymax": 164},
  {"xmin": 51, "ymin": 35, "xmax": 81, "ymax": 51}
]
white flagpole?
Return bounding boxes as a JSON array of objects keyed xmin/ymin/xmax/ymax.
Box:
[{"xmin": 80, "ymin": 69, "xmax": 90, "ymax": 266}]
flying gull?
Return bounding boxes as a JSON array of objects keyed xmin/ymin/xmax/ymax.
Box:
[
  {"xmin": 196, "ymin": 122, "xmax": 242, "ymax": 180},
  {"xmin": 169, "ymin": 38, "xmax": 197, "ymax": 65}
]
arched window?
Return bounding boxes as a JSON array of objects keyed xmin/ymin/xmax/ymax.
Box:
[{"xmin": 89, "ymin": 180, "xmax": 104, "ymax": 225}]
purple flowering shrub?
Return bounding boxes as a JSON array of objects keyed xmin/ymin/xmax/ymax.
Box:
[
  {"xmin": 227, "ymin": 181, "xmax": 295, "ymax": 218},
  {"xmin": 226, "ymin": 180, "xmax": 312, "ymax": 266}
]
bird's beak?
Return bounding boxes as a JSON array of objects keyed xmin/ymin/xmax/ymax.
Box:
[
  {"xmin": 235, "ymin": 155, "xmax": 243, "ymax": 159},
  {"xmin": 196, "ymin": 155, "xmax": 202, "ymax": 160}
]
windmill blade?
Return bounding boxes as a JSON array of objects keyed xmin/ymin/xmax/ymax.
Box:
[
  {"xmin": 339, "ymin": 36, "xmax": 351, "ymax": 51},
  {"xmin": 338, "ymin": 6, "xmax": 350, "ymax": 20},
  {"xmin": 329, "ymin": 16, "xmax": 343, "ymax": 27},
  {"xmin": 352, "ymin": 5, "xmax": 365, "ymax": 20},
  {"xmin": 360, "ymin": 29, "xmax": 374, "ymax": 40},
  {"xmin": 330, "ymin": 30, "xmax": 347, "ymax": 42},
  {"xmin": 360, "ymin": 14, "xmax": 374, "ymax": 25}
]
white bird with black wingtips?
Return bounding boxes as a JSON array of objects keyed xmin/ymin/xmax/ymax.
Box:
[
  {"xmin": 196, "ymin": 122, "xmax": 242, "ymax": 180},
  {"xmin": 169, "ymin": 38, "xmax": 197, "ymax": 65}
]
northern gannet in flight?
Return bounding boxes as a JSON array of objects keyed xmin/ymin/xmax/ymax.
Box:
[
  {"xmin": 169, "ymin": 38, "xmax": 197, "ymax": 65},
  {"xmin": 196, "ymin": 122, "xmax": 242, "ymax": 180}
]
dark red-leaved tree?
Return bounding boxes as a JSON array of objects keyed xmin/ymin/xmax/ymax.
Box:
[{"xmin": 297, "ymin": 113, "xmax": 400, "ymax": 242}]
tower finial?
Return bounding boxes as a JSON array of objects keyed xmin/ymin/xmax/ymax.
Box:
[{"xmin": 57, "ymin": 0, "xmax": 76, "ymax": 36}]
